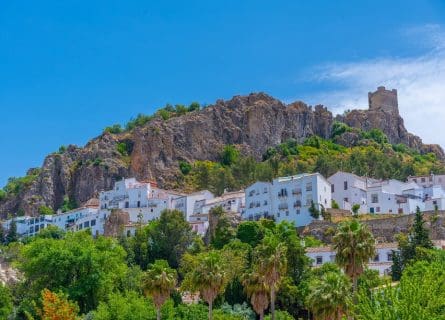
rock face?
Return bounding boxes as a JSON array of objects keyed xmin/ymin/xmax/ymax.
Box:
[{"xmin": 0, "ymin": 90, "xmax": 443, "ymax": 218}]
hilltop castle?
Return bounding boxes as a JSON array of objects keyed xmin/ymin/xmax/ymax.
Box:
[{"xmin": 368, "ymin": 86, "xmax": 399, "ymax": 114}]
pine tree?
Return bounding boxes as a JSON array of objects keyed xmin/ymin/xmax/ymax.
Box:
[{"xmin": 411, "ymin": 206, "xmax": 433, "ymax": 248}]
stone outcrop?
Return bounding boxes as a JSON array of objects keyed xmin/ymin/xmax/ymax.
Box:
[{"xmin": 1, "ymin": 90, "xmax": 443, "ymax": 218}]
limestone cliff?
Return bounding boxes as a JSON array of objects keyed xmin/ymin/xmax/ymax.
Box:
[{"xmin": 0, "ymin": 90, "xmax": 443, "ymax": 218}]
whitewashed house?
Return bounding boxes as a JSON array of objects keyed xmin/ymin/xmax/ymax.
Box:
[
  {"xmin": 367, "ymin": 179, "xmax": 424, "ymax": 214},
  {"xmin": 189, "ymin": 190, "xmax": 245, "ymax": 236},
  {"xmin": 1, "ymin": 215, "xmax": 52, "ymax": 238},
  {"xmin": 408, "ymin": 174, "xmax": 445, "ymax": 189},
  {"xmin": 243, "ymin": 173, "xmax": 332, "ymax": 227},
  {"xmin": 307, "ymin": 241, "xmax": 445, "ymax": 275},
  {"xmin": 98, "ymin": 178, "xmax": 183, "ymax": 225},
  {"xmin": 172, "ymin": 190, "xmax": 214, "ymax": 221},
  {"xmin": 306, "ymin": 243, "xmax": 396, "ymax": 275},
  {"xmin": 328, "ymin": 172, "xmax": 370, "ymax": 213}
]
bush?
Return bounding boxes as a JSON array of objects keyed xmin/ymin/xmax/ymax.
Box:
[
  {"xmin": 38, "ymin": 205, "xmax": 54, "ymax": 215},
  {"xmin": 221, "ymin": 145, "xmax": 239, "ymax": 166},
  {"xmin": 331, "ymin": 121, "xmax": 352, "ymax": 138},
  {"xmin": 265, "ymin": 310, "xmax": 295, "ymax": 319},
  {"xmin": 104, "ymin": 124, "xmax": 124, "ymax": 134},
  {"xmin": 179, "ymin": 161, "xmax": 192, "ymax": 175},
  {"xmin": 331, "ymin": 199, "xmax": 340, "ymax": 209}
]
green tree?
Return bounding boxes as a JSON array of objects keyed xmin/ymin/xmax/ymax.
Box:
[
  {"xmin": 254, "ymin": 234, "xmax": 287, "ymax": 320},
  {"xmin": 6, "ymin": 219, "xmax": 18, "ymax": 244},
  {"xmin": 308, "ymin": 201, "xmax": 320, "ymax": 219},
  {"xmin": 182, "ymin": 250, "xmax": 232, "ymax": 320},
  {"xmin": 242, "ymin": 270, "xmax": 269, "ymax": 320},
  {"xmin": 392, "ymin": 207, "xmax": 433, "ymax": 280},
  {"xmin": 306, "ymin": 271, "xmax": 351, "ymax": 320},
  {"xmin": 221, "ymin": 145, "xmax": 239, "ymax": 166},
  {"xmin": 39, "ymin": 205, "xmax": 55, "ymax": 215},
  {"xmin": 333, "ymin": 219, "xmax": 375, "ymax": 293},
  {"xmin": 351, "ymin": 204, "xmax": 360, "ymax": 215},
  {"xmin": 236, "ymin": 221, "xmax": 265, "ymax": 248},
  {"xmin": 331, "ymin": 199, "xmax": 340, "ymax": 209},
  {"xmin": 18, "ymin": 231, "xmax": 129, "ymax": 313},
  {"xmin": 0, "ymin": 284, "xmax": 13, "ymax": 319},
  {"xmin": 149, "ymin": 210, "xmax": 195, "ymax": 269},
  {"xmin": 143, "ymin": 260, "xmax": 178, "ymax": 320},
  {"xmin": 179, "ymin": 161, "xmax": 192, "ymax": 175},
  {"xmin": 355, "ymin": 261, "xmax": 445, "ymax": 320},
  {"xmin": 94, "ymin": 291, "xmax": 157, "ymax": 320}
]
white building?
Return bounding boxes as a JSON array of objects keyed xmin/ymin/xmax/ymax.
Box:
[
  {"xmin": 328, "ymin": 172, "xmax": 370, "ymax": 213},
  {"xmin": 367, "ymin": 179, "xmax": 423, "ymax": 214},
  {"xmin": 307, "ymin": 240, "xmax": 445, "ymax": 275},
  {"xmin": 172, "ymin": 190, "xmax": 214, "ymax": 221},
  {"xmin": 407, "ymin": 174, "xmax": 445, "ymax": 189},
  {"xmin": 189, "ymin": 190, "xmax": 245, "ymax": 236},
  {"xmin": 99, "ymin": 178, "xmax": 183, "ymax": 225},
  {"xmin": 1, "ymin": 215, "xmax": 52, "ymax": 238},
  {"xmin": 306, "ymin": 242, "xmax": 396, "ymax": 275},
  {"xmin": 243, "ymin": 173, "xmax": 332, "ymax": 227}
]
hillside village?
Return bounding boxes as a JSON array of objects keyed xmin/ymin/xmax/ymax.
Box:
[{"xmin": 2, "ymin": 87, "xmax": 445, "ymax": 319}]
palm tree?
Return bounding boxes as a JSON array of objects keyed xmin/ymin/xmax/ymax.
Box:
[
  {"xmin": 253, "ymin": 234, "xmax": 287, "ymax": 320},
  {"xmin": 182, "ymin": 250, "xmax": 230, "ymax": 320},
  {"xmin": 306, "ymin": 271, "xmax": 352, "ymax": 320},
  {"xmin": 242, "ymin": 270, "xmax": 270, "ymax": 320},
  {"xmin": 333, "ymin": 219, "xmax": 375, "ymax": 292},
  {"xmin": 143, "ymin": 260, "xmax": 177, "ymax": 320}
]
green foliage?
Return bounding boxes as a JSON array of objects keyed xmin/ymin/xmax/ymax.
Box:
[
  {"xmin": 124, "ymin": 210, "xmax": 195, "ymax": 270},
  {"xmin": 360, "ymin": 128, "xmax": 389, "ymax": 144},
  {"xmin": 103, "ymin": 124, "xmax": 124, "ymax": 134},
  {"xmin": 6, "ymin": 219, "xmax": 18, "ymax": 244},
  {"xmin": 126, "ymin": 113, "xmax": 155, "ymax": 131},
  {"xmin": 355, "ymin": 261, "xmax": 445, "ymax": 320},
  {"xmin": 306, "ymin": 270, "xmax": 351, "ymax": 320},
  {"xmin": 179, "ymin": 161, "xmax": 192, "ymax": 175},
  {"xmin": 38, "ymin": 205, "xmax": 54, "ymax": 215},
  {"xmin": 221, "ymin": 145, "xmax": 240, "ymax": 166},
  {"xmin": 264, "ymin": 310, "xmax": 295, "ymax": 320},
  {"xmin": 236, "ymin": 221, "xmax": 265, "ymax": 248},
  {"xmin": 3, "ymin": 169, "xmax": 41, "ymax": 196},
  {"xmin": 331, "ymin": 121, "xmax": 353, "ymax": 138},
  {"xmin": 333, "ymin": 219, "xmax": 375, "ymax": 291},
  {"xmin": 58, "ymin": 145, "xmax": 67, "ymax": 154},
  {"xmin": 331, "ymin": 199, "xmax": 340, "ymax": 209},
  {"xmin": 392, "ymin": 207, "xmax": 433, "ymax": 280},
  {"xmin": 60, "ymin": 196, "xmax": 78, "ymax": 212},
  {"xmin": 303, "ymin": 236, "xmax": 323, "ymax": 248},
  {"xmin": 352, "ymin": 203, "xmax": 360, "ymax": 215},
  {"xmin": 18, "ymin": 231, "xmax": 129, "ymax": 313},
  {"xmin": 0, "ymin": 284, "xmax": 13, "ymax": 319},
  {"xmin": 93, "ymin": 291, "xmax": 157, "ymax": 320},
  {"xmin": 308, "ymin": 201, "xmax": 320, "ymax": 219}
]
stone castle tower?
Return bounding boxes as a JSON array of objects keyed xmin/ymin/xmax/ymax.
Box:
[{"xmin": 368, "ymin": 86, "xmax": 399, "ymax": 114}]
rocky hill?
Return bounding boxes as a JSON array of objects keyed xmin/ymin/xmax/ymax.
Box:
[{"xmin": 0, "ymin": 89, "xmax": 443, "ymax": 218}]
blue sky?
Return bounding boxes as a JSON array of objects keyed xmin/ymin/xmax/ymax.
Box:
[{"xmin": 1, "ymin": 0, "xmax": 445, "ymax": 186}]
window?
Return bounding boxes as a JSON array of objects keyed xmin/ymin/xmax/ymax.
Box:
[
  {"xmin": 344, "ymin": 181, "xmax": 348, "ymax": 190},
  {"xmin": 91, "ymin": 219, "xmax": 96, "ymax": 226},
  {"xmin": 263, "ymin": 188, "xmax": 268, "ymax": 193},
  {"xmin": 127, "ymin": 230, "xmax": 131, "ymax": 237},
  {"xmin": 35, "ymin": 225, "xmax": 40, "ymax": 232},
  {"xmin": 331, "ymin": 184, "xmax": 335, "ymax": 193},
  {"xmin": 316, "ymin": 256, "xmax": 323, "ymax": 265},
  {"xmin": 263, "ymin": 200, "xmax": 268, "ymax": 206},
  {"xmin": 306, "ymin": 183, "xmax": 312, "ymax": 192},
  {"xmin": 371, "ymin": 194, "xmax": 378, "ymax": 203},
  {"xmin": 296, "ymin": 209, "xmax": 300, "ymax": 214},
  {"xmin": 344, "ymin": 197, "xmax": 349, "ymax": 203},
  {"xmin": 285, "ymin": 211, "xmax": 289, "ymax": 216},
  {"xmin": 125, "ymin": 201, "xmax": 129, "ymax": 208},
  {"xmin": 421, "ymin": 178, "xmax": 426, "ymax": 183},
  {"xmin": 137, "ymin": 201, "xmax": 141, "ymax": 208},
  {"xmin": 398, "ymin": 208, "xmax": 403, "ymax": 214},
  {"xmin": 84, "ymin": 221, "xmax": 90, "ymax": 228},
  {"xmin": 373, "ymin": 254, "xmax": 379, "ymax": 262},
  {"xmin": 387, "ymin": 253, "xmax": 393, "ymax": 261},
  {"xmin": 413, "ymin": 179, "xmax": 417, "ymax": 183},
  {"xmin": 376, "ymin": 207, "xmax": 380, "ymax": 213}
]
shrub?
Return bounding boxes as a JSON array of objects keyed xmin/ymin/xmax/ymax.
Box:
[
  {"xmin": 331, "ymin": 199, "xmax": 340, "ymax": 209},
  {"xmin": 179, "ymin": 161, "xmax": 192, "ymax": 175},
  {"xmin": 104, "ymin": 124, "xmax": 124, "ymax": 134},
  {"xmin": 38, "ymin": 205, "xmax": 54, "ymax": 216}
]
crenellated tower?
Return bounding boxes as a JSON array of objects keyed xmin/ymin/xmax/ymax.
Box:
[{"xmin": 368, "ymin": 86, "xmax": 399, "ymax": 114}]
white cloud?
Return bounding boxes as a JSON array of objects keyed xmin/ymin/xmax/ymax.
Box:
[{"xmin": 305, "ymin": 24, "xmax": 445, "ymax": 148}]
